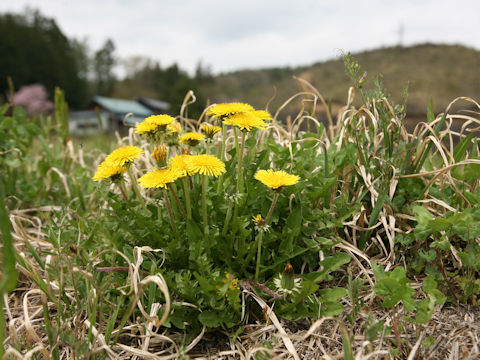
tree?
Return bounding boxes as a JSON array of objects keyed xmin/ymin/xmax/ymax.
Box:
[
  {"xmin": 94, "ymin": 39, "xmax": 116, "ymax": 96},
  {"xmin": 0, "ymin": 9, "xmax": 89, "ymax": 108}
]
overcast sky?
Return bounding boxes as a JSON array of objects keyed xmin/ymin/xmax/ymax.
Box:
[{"xmin": 1, "ymin": 0, "xmax": 479, "ymax": 76}]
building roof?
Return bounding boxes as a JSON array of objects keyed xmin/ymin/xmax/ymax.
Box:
[
  {"xmin": 93, "ymin": 96, "xmax": 154, "ymax": 119},
  {"xmin": 137, "ymin": 97, "xmax": 170, "ymax": 112}
]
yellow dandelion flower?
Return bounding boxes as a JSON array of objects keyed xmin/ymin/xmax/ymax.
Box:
[
  {"xmin": 250, "ymin": 110, "xmax": 272, "ymax": 121},
  {"xmin": 138, "ymin": 167, "xmax": 181, "ymax": 189},
  {"xmin": 254, "ymin": 169, "xmax": 300, "ymax": 189},
  {"xmin": 223, "ymin": 112, "xmax": 268, "ymax": 131},
  {"xmin": 207, "ymin": 102, "xmax": 255, "ymax": 119},
  {"xmin": 169, "ymin": 154, "xmax": 192, "ymax": 177},
  {"xmin": 92, "ymin": 161, "xmax": 126, "ymax": 182},
  {"xmin": 146, "ymin": 114, "xmax": 175, "ymax": 127},
  {"xmin": 105, "ymin": 145, "xmax": 144, "ymax": 167},
  {"xmin": 135, "ymin": 120, "xmax": 158, "ymax": 135},
  {"xmin": 201, "ymin": 124, "xmax": 222, "ymax": 138},
  {"xmin": 252, "ymin": 214, "xmax": 263, "ymax": 224},
  {"xmin": 186, "ymin": 154, "xmax": 226, "ymax": 177},
  {"xmin": 222, "ymin": 273, "xmax": 240, "ymax": 291},
  {"xmin": 167, "ymin": 121, "xmax": 182, "ymax": 135},
  {"xmin": 151, "ymin": 144, "xmax": 169, "ymax": 163},
  {"xmin": 179, "ymin": 132, "xmax": 205, "ymax": 146}
]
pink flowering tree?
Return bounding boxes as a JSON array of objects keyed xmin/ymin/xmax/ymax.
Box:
[{"xmin": 10, "ymin": 84, "xmax": 54, "ymax": 116}]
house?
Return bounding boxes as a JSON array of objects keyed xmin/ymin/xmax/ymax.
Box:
[
  {"xmin": 69, "ymin": 110, "xmax": 109, "ymax": 136},
  {"xmin": 69, "ymin": 96, "xmax": 164, "ymax": 135}
]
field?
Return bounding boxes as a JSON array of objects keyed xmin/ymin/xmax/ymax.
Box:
[{"xmin": 1, "ymin": 56, "xmax": 480, "ymax": 359}]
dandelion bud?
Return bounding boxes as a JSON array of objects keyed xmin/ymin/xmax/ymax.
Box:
[
  {"xmin": 273, "ymin": 264, "xmax": 302, "ymax": 296},
  {"xmin": 151, "ymin": 144, "xmax": 169, "ymax": 164}
]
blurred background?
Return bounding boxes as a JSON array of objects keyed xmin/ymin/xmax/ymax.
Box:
[{"xmin": 0, "ymin": 0, "xmax": 479, "ymax": 134}]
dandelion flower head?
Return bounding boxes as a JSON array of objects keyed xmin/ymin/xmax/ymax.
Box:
[
  {"xmin": 223, "ymin": 112, "xmax": 268, "ymax": 131},
  {"xmin": 201, "ymin": 124, "xmax": 222, "ymax": 138},
  {"xmin": 252, "ymin": 214, "xmax": 263, "ymax": 225},
  {"xmin": 223, "ymin": 272, "xmax": 240, "ymax": 291},
  {"xmin": 167, "ymin": 121, "xmax": 182, "ymax": 135},
  {"xmin": 138, "ymin": 168, "xmax": 181, "ymax": 189},
  {"xmin": 169, "ymin": 154, "xmax": 192, "ymax": 177},
  {"xmin": 207, "ymin": 102, "xmax": 255, "ymax": 119},
  {"xmin": 135, "ymin": 120, "xmax": 158, "ymax": 135},
  {"xmin": 92, "ymin": 161, "xmax": 126, "ymax": 182},
  {"xmin": 250, "ymin": 110, "xmax": 272, "ymax": 121},
  {"xmin": 105, "ymin": 145, "xmax": 143, "ymax": 167},
  {"xmin": 186, "ymin": 154, "xmax": 226, "ymax": 177},
  {"xmin": 146, "ymin": 114, "xmax": 175, "ymax": 127},
  {"xmin": 254, "ymin": 169, "xmax": 300, "ymax": 189},
  {"xmin": 179, "ymin": 132, "xmax": 205, "ymax": 146}
]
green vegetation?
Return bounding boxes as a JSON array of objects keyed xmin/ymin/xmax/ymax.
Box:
[{"xmin": 1, "ymin": 54, "xmax": 480, "ymax": 358}]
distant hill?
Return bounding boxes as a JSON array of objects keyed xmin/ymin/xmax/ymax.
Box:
[{"xmin": 200, "ymin": 43, "xmax": 480, "ymax": 116}]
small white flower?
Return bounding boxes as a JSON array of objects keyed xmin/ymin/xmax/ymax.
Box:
[{"xmin": 273, "ymin": 264, "xmax": 302, "ymax": 296}]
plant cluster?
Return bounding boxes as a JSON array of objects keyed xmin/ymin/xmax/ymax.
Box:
[{"xmin": 91, "ymin": 101, "xmax": 350, "ymax": 331}]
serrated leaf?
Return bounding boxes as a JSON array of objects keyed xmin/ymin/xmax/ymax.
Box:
[{"xmin": 198, "ymin": 310, "xmax": 222, "ymax": 328}]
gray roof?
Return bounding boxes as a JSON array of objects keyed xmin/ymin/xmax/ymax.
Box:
[
  {"xmin": 138, "ymin": 97, "xmax": 170, "ymax": 111},
  {"xmin": 94, "ymin": 96, "xmax": 153, "ymax": 118}
]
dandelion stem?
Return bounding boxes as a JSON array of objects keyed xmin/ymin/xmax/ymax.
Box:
[
  {"xmin": 233, "ymin": 126, "xmax": 240, "ymax": 157},
  {"xmin": 168, "ymin": 183, "xmax": 187, "ymax": 220},
  {"xmin": 265, "ymin": 192, "xmax": 280, "ymax": 225},
  {"xmin": 219, "ymin": 123, "xmax": 227, "ymax": 161},
  {"xmin": 183, "ymin": 176, "xmax": 192, "ymax": 220},
  {"xmin": 222, "ymin": 200, "xmax": 234, "ymax": 236},
  {"xmin": 202, "ymin": 175, "xmax": 209, "ymax": 243},
  {"xmin": 163, "ymin": 189, "xmax": 179, "ymax": 241},
  {"xmin": 237, "ymin": 130, "xmax": 247, "ymax": 194},
  {"xmin": 127, "ymin": 167, "xmax": 147, "ymax": 211},
  {"xmin": 117, "ymin": 179, "xmax": 129, "ymax": 202},
  {"xmin": 217, "ymin": 123, "xmax": 227, "ymax": 195},
  {"xmin": 255, "ymin": 192, "xmax": 280, "ymax": 281}
]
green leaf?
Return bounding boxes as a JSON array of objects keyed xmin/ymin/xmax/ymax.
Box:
[
  {"xmin": 303, "ymin": 253, "xmax": 351, "ymax": 282},
  {"xmin": 186, "ymin": 220, "xmax": 202, "ymax": 242},
  {"xmin": 427, "ymin": 97, "xmax": 435, "ymax": 123},
  {"xmin": 319, "ymin": 287, "xmax": 347, "ymax": 302},
  {"xmin": 193, "ymin": 272, "xmax": 215, "ymax": 293},
  {"xmin": 0, "ymin": 103, "xmax": 9, "ymax": 115},
  {"xmin": 413, "ymin": 205, "xmax": 433, "ymax": 223},
  {"xmin": 366, "ymin": 320, "xmax": 385, "ymax": 342},
  {"xmin": 430, "ymin": 238, "xmax": 450, "ymax": 251},
  {"xmin": 0, "ymin": 183, "xmax": 18, "ymax": 292},
  {"xmin": 454, "ymin": 133, "xmax": 474, "ymax": 162},
  {"xmin": 320, "ymin": 301, "xmax": 345, "ymax": 316},
  {"xmin": 198, "ymin": 310, "xmax": 222, "ymax": 328},
  {"xmin": 418, "ymin": 249, "xmax": 436, "ymax": 262},
  {"xmin": 341, "ymin": 325, "xmax": 354, "ymax": 360},
  {"xmin": 0, "ymin": 116, "xmax": 13, "ymax": 130},
  {"xmin": 428, "ymin": 218, "xmax": 452, "ymax": 232},
  {"xmin": 284, "ymin": 205, "xmax": 302, "ymax": 237},
  {"xmin": 372, "ymin": 263, "xmax": 415, "ymax": 310}
]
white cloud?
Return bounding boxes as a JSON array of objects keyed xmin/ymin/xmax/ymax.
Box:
[{"xmin": 1, "ymin": 0, "xmax": 479, "ymax": 75}]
